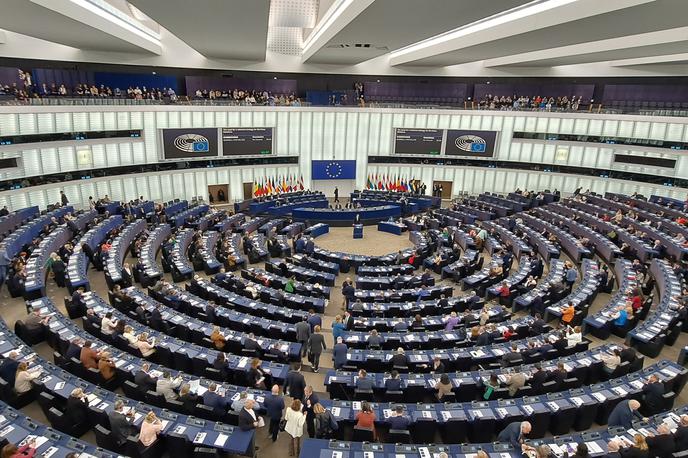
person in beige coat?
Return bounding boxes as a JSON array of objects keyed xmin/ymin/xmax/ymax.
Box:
[{"xmin": 506, "ymin": 371, "xmax": 526, "ymax": 397}]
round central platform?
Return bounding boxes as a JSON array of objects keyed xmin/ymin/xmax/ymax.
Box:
[{"xmin": 313, "ymin": 225, "xmax": 414, "ymax": 256}]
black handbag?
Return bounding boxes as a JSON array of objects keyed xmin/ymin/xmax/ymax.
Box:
[{"xmin": 279, "ymin": 419, "xmax": 287, "ymax": 431}]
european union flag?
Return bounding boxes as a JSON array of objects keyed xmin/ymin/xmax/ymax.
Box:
[{"xmin": 311, "ymin": 160, "xmax": 356, "ymax": 180}]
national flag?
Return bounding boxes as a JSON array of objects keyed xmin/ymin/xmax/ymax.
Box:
[
  {"xmin": 367, "ymin": 174, "xmax": 374, "ymax": 189},
  {"xmin": 299, "ymin": 175, "xmax": 304, "ymax": 191},
  {"xmin": 253, "ymin": 180, "xmax": 259, "ymax": 197}
]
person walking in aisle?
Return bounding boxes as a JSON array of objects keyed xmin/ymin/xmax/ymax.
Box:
[
  {"xmin": 285, "ymin": 399, "xmax": 306, "ymax": 456},
  {"xmin": 307, "ymin": 325, "xmax": 326, "ymax": 372},
  {"xmin": 264, "ymin": 384, "xmax": 285, "ymax": 442}
]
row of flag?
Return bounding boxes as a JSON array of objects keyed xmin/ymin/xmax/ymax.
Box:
[
  {"xmin": 253, "ymin": 175, "xmax": 305, "ymax": 197},
  {"xmin": 366, "ymin": 173, "xmax": 419, "ymax": 192}
]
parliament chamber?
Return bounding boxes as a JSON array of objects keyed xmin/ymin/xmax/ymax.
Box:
[{"xmin": 2, "ymin": 1, "xmax": 688, "ymax": 458}]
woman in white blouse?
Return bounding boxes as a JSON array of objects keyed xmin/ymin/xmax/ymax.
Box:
[
  {"xmin": 123, "ymin": 326, "xmax": 138, "ymax": 346},
  {"xmin": 15, "ymin": 362, "xmax": 41, "ymax": 394},
  {"xmin": 285, "ymin": 399, "xmax": 306, "ymax": 456},
  {"xmin": 136, "ymin": 333, "xmax": 156, "ymax": 357},
  {"xmin": 566, "ymin": 325, "xmax": 583, "ymax": 346}
]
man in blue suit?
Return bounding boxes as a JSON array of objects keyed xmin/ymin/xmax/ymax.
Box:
[
  {"xmin": 607, "ymin": 399, "xmax": 646, "ymax": 429},
  {"xmin": 497, "ymin": 421, "xmax": 532, "ymax": 452},
  {"xmin": 332, "ymin": 337, "xmax": 347, "ymax": 370},
  {"xmin": 202, "ymin": 383, "xmax": 229, "ymax": 411}
]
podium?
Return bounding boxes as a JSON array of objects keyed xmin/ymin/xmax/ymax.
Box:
[{"xmin": 353, "ymin": 224, "xmax": 363, "ymax": 239}]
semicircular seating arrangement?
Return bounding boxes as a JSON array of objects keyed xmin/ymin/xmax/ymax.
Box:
[{"xmin": 1, "ymin": 186, "xmax": 688, "ymax": 458}]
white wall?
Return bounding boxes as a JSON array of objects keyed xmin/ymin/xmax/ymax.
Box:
[
  {"xmin": 1, "ymin": 105, "xmax": 687, "ymax": 207},
  {"xmin": 0, "ymin": 164, "xmax": 300, "ymax": 210}
]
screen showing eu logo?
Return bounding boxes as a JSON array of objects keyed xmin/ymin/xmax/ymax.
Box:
[
  {"xmin": 162, "ymin": 128, "xmax": 217, "ymax": 159},
  {"xmin": 174, "ymin": 133, "xmax": 210, "ymax": 153},
  {"xmin": 311, "ymin": 160, "xmax": 356, "ymax": 180}
]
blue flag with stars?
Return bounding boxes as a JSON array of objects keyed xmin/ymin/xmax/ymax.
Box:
[{"xmin": 311, "ymin": 160, "xmax": 356, "ymax": 180}]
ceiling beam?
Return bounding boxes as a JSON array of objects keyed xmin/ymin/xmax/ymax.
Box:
[
  {"xmin": 301, "ymin": 0, "xmax": 375, "ymax": 62},
  {"xmin": 31, "ymin": 0, "xmax": 161, "ymax": 54},
  {"xmin": 483, "ymin": 26, "xmax": 688, "ymax": 67},
  {"xmin": 610, "ymin": 52, "xmax": 688, "ymax": 66},
  {"xmin": 389, "ymin": 0, "xmax": 654, "ymax": 66}
]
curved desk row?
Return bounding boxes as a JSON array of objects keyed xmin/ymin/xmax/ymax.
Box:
[
  {"xmin": 292, "ymin": 205, "xmax": 401, "ymax": 227},
  {"xmin": 67, "ymin": 215, "xmax": 124, "ymax": 292},
  {"xmin": 14, "ymin": 299, "xmax": 255, "ymax": 456},
  {"xmin": 105, "ymin": 218, "xmax": 146, "ymax": 285},
  {"xmin": 300, "ymin": 403, "xmax": 687, "ymax": 458},
  {"xmin": 0, "ymin": 205, "xmax": 73, "ymax": 260}
]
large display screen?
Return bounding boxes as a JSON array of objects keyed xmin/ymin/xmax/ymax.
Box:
[
  {"xmin": 394, "ymin": 128, "xmax": 443, "ymax": 155},
  {"xmin": 445, "ymin": 129, "xmax": 497, "ymax": 157},
  {"xmin": 161, "ymin": 128, "xmax": 219, "ymax": 159},
  {"xmin": 222, "ymin": 128, "xmax": 273, "ymax": 156}
]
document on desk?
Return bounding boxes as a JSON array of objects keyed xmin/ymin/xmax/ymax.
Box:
[
  {"xmin": 173, "ymin": 425, "xmax": 187, "ymax": 435},
  {"xmin": 193, "ymin": 432, "xmax": 207, "ymax": 444},
  {"xmin": 570, "ymin": 397, "xmax": 584, "ymax": 407},
  {"xmin": 612, "ymin": 386, "xmax": 628, "ymax": 396},
  {"xmin": 496, "ymin": 407, "xmax": 508, "ymax": 418},
  {"xmin": 54, "ymin": 381, "xmax": 65, "ymax": 391},
  {"xmin": 237, "ymin": 357, "xmax": 249, "ymax": 368},
  {"xmin": 585, "ymin": 441, "xmax": 604, "ymax": 454},
  {"xmin": 418, "ymin": 447, "xmax": 430, "ymax": 458},
  {"xmin": 331, "ymin": 407, "xmax": 341, "ymax": 417},
  {"xmin": 421, "ymin": 410, "xmax": 432, "ymax": 418},
  {"xmin": 383, "ymin": 409, "xmax": 392, "ymax": 418},
  {"xmin": 352, "ymin": 401, "xmax": 362, "ymax": 411},
  {"xmin": 214, "ymin": 433, "xmax": 228, "ymax": 447},
  {"xmin": 547, "ymin": 401, "xmax": 559, "ymax": 411},
  {"xmin": 592, "ymin": 392, "xmax": 606, "ymax": 402},
  {"xmin": 629, "ymin": 380, "xmax": 644, "ymax": 389},
  {"xmin": 41, "ymin": 446, "xmax": 58, "ymax": 458},
  {"xmin": 0, "ymin": 426, "xmax": 15, "ymax": 440},
  {"xmin": 331, "ymin": 452, "xmax": 343, "ymax": 458},
  {"xmin": 522, "ymin": 405, "xmax": 534, "ymax": 415}
]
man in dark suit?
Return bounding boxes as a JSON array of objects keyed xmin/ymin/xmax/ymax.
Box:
[
  {"xmin": 497, "ymin": 421, "xmax": 531, "ymax": 451},
  {"xmin": 264, "ymin": 385, "xmax": 285, "ymax": 442},
  {"xmin": 385, "ymin": 370, "xmax": 402, "ymax": 391},
  {"xmin": 134, "ymin": 363, "xmax": 157, "ymax": 392},
  {"xmin": 108, "ymin": 400, "xmax": 136, "ymax": 446},
  {"xmin": 238, "ymin": 399, "xmax": 260, "ymax": 431},
  {"xmin": 674, "ymin": 414, "xmax": 688, "ymax": 452},
  {"xmin": 390, "ymin": 348, "xmax": 408, "ymax": 368},
  {"xmin": 355, "ymin": 369, "xmax": 374, "ymax": 391},
  {"xmin": 620, "ymin": 345, "xmax": 637, "ymax": 363},
  {"xmin": 646, "ymin": 423, "xmax": 675, "ymax": 458},
  {"xmin": 530, "ymin": 313, "xmax": 546, "ymax": 335},
  {"xmin": 548, "ymin": 362, "xmax": 567, "ymax": 390},
  {"xmin": 0, "ymin": 352, "xmax": 20, "ymax": 385},
  {"xmin": 149, "ymin": 304, "xmax": 164, "ymax": 330},
  {"xmin": 202, "ymin": 383, "xmax": 229, "ymax": 411},
  {"xmin": 501, "ymin": 344, "xmax": 522, "ymax": 367},
  {"xmin": 60, "ymin": 191, "xmax": 69, "ymax": 206},
  {"xmin": 343, "ymin": 311, "xmax": 354, "ymax": 331},
  {"xmin": 283, "ymin": 363, "xmax": 306, "ymax": 401},
  {"xmin": 65, "ymin": 338, "xmax": 83, "ymax": 361},
  {"xmin": 342, "ymin": 282, "xmax": 355, "ymax": 307},
  {"xmin": 205, "ymin": 301, "xmax": 217, "ymax": 324},
  {"xmin": 529, "ymin": 363, "xmax": 548, "ymax": 395},
  {"xmin": 332, "ymin": 337, "xmax": 347, "ymax": 370},
  {"xmin": 641, "ymin": 374, "xmax": 665, "ymax": 416},
  {"xmin": 607, "ymin": 399, "xmax": 645, "ymax": 429},
  {"xmin": 243, "ymin": 333, "xmax": 261, "ymax": 353},
  {"xmin": 295, "ymin": 317, "xmax": 310, "ymax": 358}
]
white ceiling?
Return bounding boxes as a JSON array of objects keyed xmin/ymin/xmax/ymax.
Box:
[
  {"xmin": 0, "ymin": 0, "xmax": 688, "ymax": 77},
  {"xmin": 127, "ymin": 0, "xmax": 270, "ymax": 60}
]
